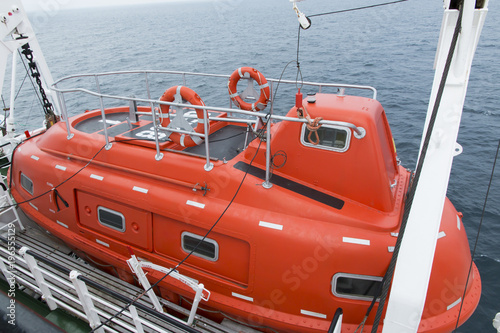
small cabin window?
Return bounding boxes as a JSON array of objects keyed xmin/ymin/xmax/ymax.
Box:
[
  {"xmin": 181, "ymin": 232, "xmax": 219, "ymax": 261},
  {"xmin": 332, "ymin": 273, "xmax": 383, "ymax": 301},
  {"xmin": 300, "ymin": 124, "xmax": 350, "ymax": 152},
  {"xmin": 20, "ymin": 173, "xmax": 34, "ymax": 195},
  {"xmin": 97, "ymin": 207, "xmax": 125, "ymax": 232}
]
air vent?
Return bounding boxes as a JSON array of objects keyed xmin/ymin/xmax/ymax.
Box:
[
  {"xmin": 97, "ymin": 207, "xmax": 125, "ymax": 232},
  {"xmin": 181, "ymin": 232, "xmax": 219, "ymax": 261},
  {"xmin": 332, "ymin": 273, "xmax": 383, "ymax": 301}
]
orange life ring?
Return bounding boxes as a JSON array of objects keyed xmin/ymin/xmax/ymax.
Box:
[
  {"xmin": 159, "ymin": 86, "xmax": 207, "ymax": 147},
  {"xmin": 228, "ymin": 67, "xmax": 270, "ymax": 112}
]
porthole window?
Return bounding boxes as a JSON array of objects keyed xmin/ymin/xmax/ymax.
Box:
[
  {"xmin": 332, "ymin": 273, "xmax": 383, "ymax": 301},
  {"xmin": 181, "ymin": 232, "xmax": 219, "ymax": 261},
  {"xmin": 20, "ymin": 173, "xmax": 34, "ymax": 195},
  {"xmin": 300, "ymin": 124, "xmax": 351, "ymax": 152},
  {"xmin": 97, "ymin": 207, "xmax": 125, "ymax": 232}
]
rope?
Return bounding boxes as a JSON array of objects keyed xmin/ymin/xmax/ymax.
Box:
[
  {"xmin": 370, "ymin": 1, "xmax": 465, "ymax": 331},
  {"xmin": 296, "ymin": 24, "xmax": 304, "ymax": 90},
  {"xmin": 90, "ymin": 126, "xmax": 268, "ymax": 332},
  {"xmin": 297, "ymin": 104, "xmax": 323, "ymax": 145},
  {"xmin": 453, "ymin": 139, "xmax": 500, "ymax": 331},
  {"xmin": 308, "ymin": 0, "xmax": 408, "ymax": 18}
]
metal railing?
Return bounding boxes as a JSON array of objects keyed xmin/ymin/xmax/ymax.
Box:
[
  {"xmin": 51, "ymin": 70, "xmax": 375, "ymax": 187},
  {"xmin": 0, "ymin": 237, "xmax": 206, "ymax": 333}
]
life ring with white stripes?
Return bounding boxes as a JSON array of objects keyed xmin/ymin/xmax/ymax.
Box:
[
  {"xmin": 159, "ymin": 86, "xmax": 207, "ymax": 147},
  {"xmin": 228, "ymin": 67, "xmax": 270, "ymax": 112}
]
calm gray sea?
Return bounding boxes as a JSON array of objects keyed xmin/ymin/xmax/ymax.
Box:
[{"xmin": 7, "ymin": 0, "xmax": 500, "ymax": 331}]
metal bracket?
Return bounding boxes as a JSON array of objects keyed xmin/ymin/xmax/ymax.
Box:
[
  {"xmin": 69, "ymin": 271, "xmax": 104, "ymax": 333},
  {"xmin": 127, "ymin": 255, "xmax": 210, "ymax": 326},
  {"xmin": 20, "ymin": 247, "xmax": 57, "ymax": 311}
]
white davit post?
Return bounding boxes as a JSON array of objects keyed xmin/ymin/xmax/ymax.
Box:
[
  {"xmin": 0, "ymin": 0, "xmax": 61, "ymax": 138},
  {"xmin": 382, "ymin": 0, "xmax": 488, "ymax": 332}
]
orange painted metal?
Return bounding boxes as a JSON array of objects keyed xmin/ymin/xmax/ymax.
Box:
[{"xmin": 10, "ymin": 92, "xmax": 480, "ymax": 332}]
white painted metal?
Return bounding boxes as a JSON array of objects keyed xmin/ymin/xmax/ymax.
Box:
[
  {"xmin": 493, "ymin": 312, "xmax": 500, "ymax": 332},
  {"xmin": 70, "ymin": 270, "xmax": 105, "ymax": 333},
  {"xmin": 126, "ymin": 254, "xmax": 210, "ymax": 326},
  {"xmin": 128, "ymin": 305, "xmax": 145, "ymax": 333},
  {"xmin": 126, "ymin": 255, "xmax": 164, "ymax": 313},
  {"xmin": 333, "ymin": 314, "xmax": 343, "ymax": 333},
  {"xmin": 0, "ymin": 175, "xmax": 24, "ymax": 232},
  {"xmin": 7, "ymin": 50, "xmax": 17, "ymax": 134},
  {"xmin": 0, "ymin": 259, "xmax": 14, "ymax": 285},
  {"xmin": 187, "ymin": 282, "xmax": 205, "ymax": 326},
  {"xmin": 19, "ymin": 246, "xmax": 58, "ymax": 310},
  {"xmin": 0, "ymin": 236, "xmax": 232, "ymax": 332},
  {"xmin": 383, "ymin": 1, "xmax": 488, "ymax": 332},
  {"xmin": 0, "ymin": 0, "xmax": 61, "ymax": 120}
]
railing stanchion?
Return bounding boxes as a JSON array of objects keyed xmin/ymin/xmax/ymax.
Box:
[
  {"xmin": 20, "ymin": 247, "xmax": 58, "ymax": 311},
  {"xmin": 151, "ymin": 102, "xmax": 164, "ymax": 161},
  {"xmin": 263, "ymin": 117, "xmax": 273, "ymax": 189},
  {"xmin": 70, "ymin": 271, "xmax": 105, "ymax": 333},
  {"xmin": 203, "ymin": 107, "xmax": 213, "ymax": 171},
  {"xmin": 145, "ymin": 73, "xmax": 164, "ymax": 161},
  {"xmin": 95, "ymin": 75, "xmax": 112, "ymax": 150},
  {"xmin": 56, "ymin": 90, "xmax": 73, "ymax": 140}
]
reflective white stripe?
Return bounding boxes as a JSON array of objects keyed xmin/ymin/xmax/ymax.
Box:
[
  {"xmin": 30, "ymin": 155, "xmax": 40, "ymax": 161},
  {"xmin": 232, "ymin": 292, "xmax": 253, "ymax": 302},
  {"xmin": 192, "ymin": 135, "xmax": 203, "ymax": 145},
  {"xmin": 180, "ymin": 134, "xmax": 186, "ymax": 147},
  {"xmin": 251, "ymin": 103, "xmax": 255, "ymax": 110},
  {"xmin": 300, "ymin": 310, "xmax": 327, "ymax": 319},
  {"xmin": 238, "ymin": 67, "xmax": 243, "ymax": 78},
  {"xmin": 98, "ymin": 119, "xmax": 121, "ymax": 125},
  {"xmin": 29, "ymin": 202, "xmax": 38, "ymax": 211},
  {"xmin": 388, "ymin": 246, "xmax": 395, "ymax": 253},
  {"xmin": 174, "ymin": 85, "xmax": 183, "ymax": 104},
  {"xmin": 229, "ymin": 92, "xmax": 239, "ymax": 98},
  {"xmin": 49, "ymin": 209, "xmax": 56, "ymax": 214},
  {"xmin": 438, "ymin": 231, "xmax": 446, "ymax": 239},
  {"xmin": 90, "ymin": 174, "xmax": 104, "ymax": 181},
  {"xmin": 55, "ymin": 165, "xmax": 67, "ymax": 171},
  {"xmin": 447, "ymin": 298, "xmax": 462, "ymax": 311},
  {"xmin": 57, "ymin": 220, "xmax": 69, "ymax": 229},
  {"xmin": 186, "ymin": 200, "xmax": 205, "ymax": 209},
  {"xmin": 259, "ymin": 82, "xmax": 269, "ymax": 89},
  {"xmin": 457, "ymin": 215, "xmax": 461, "ymax": 230},
  {"xmin": 259, "ymin": 221, "xmax": 283, "ymax": 231},
  {"xmin": 133, "ymin": 186, "xmax": 148, "ymax": 194},
  {"xmin": 343, "ymin": 237, "xmax": 370, "ymax": 246},
  {"xmin": 96, "ymin": 239, "xmax": 110, "ymax": 248}
]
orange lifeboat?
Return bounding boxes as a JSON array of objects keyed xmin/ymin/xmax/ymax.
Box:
[{"xmin": 9, "ymin": 73, "xmax": 481, "ymax": 332}]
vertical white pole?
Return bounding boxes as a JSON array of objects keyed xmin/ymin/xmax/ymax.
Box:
[
  {"xmin": 7, "ymin": 50, "xmax": 17, "ymax": 135},
  {"xmin": 69, "ymin": 271, "xmax": 104, "ymax": 333}
]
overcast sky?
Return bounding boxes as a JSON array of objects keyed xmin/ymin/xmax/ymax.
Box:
[{"xmin": 21, "ymin": 0, "xmax": 207, "ymax": 11}]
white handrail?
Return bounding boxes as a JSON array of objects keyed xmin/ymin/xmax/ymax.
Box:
[{"xmin": 52, "ymin": 70, "xmax": 368, "ymax": 187}]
